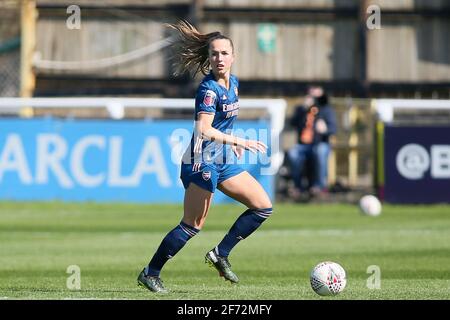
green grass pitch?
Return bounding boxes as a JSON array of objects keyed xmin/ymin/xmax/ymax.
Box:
[{"xmin": 0, "ymin": 201, "xmax": 449, "ymax": 300}]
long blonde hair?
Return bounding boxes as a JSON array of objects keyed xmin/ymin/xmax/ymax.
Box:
[{"xmin": 166, "ymin": 20, "xmax": 234, "ymax": 77}]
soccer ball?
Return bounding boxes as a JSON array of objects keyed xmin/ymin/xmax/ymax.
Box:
[
  {"xmin": 310, "ymin": 261, "xmax": 347, "ymax": 296},
  {"xmin": 359, "ymin": 195, "xmax": 382, "ymax": 216}
]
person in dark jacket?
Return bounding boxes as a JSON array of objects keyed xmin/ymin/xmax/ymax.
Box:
[{"xmin": 287, "ymin": 86, "xmax": 337, "ymax": 198}]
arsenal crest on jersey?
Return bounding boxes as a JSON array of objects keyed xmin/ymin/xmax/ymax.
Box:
[
  {"xmin": 202, "ymin": 171, "xmax": 211, "ymax": 181},
  {"xmin": 234, "ymin": 86, "xmax": 238, "ymax": 96},
  {"xmin": 203, "ymin": 90, "xmax": 216, "ymax": 107}
]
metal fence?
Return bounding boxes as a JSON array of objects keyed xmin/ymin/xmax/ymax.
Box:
[
  {"xmin": 0, "ymin": 0, "xmax": 21, "ymax": 97},
  {"xmin": 0, "ymin": 47, "xmax": 20, "ymax": 97}
]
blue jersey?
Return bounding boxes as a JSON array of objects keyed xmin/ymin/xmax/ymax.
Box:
[{"xmin": 182, "ymin": 72, "xmax": 240, "ymax": 166}]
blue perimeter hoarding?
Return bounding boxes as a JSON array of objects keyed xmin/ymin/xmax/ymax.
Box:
[
  {"xmin": 0, "ymin": 118, "xmax": 273, "ymax": 203},
  {"xmin": 384, "ymin": 125, "xmax": 450, "ymax": 204}
]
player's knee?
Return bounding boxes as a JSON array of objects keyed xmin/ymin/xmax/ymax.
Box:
[
  {"xmin": 257, "ymin": 199, "xmax": 273, "ymax": 211},
  {"xmin": 249, "ymin": 195, "xmax": 272, "ymax": 211}
]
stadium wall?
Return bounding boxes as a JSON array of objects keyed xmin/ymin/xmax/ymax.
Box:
[{"xmin": 30, "ymin": 1, "xmax": 450, "ymax": 98}]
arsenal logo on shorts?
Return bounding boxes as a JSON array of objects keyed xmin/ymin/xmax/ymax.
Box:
[
  {"xmin": 203, "ymin": 90, "xmax": 216, "ymax": 107},
  {"xmin": 202, "ymin": 171, "xmax": 211, "ymax": 181}
]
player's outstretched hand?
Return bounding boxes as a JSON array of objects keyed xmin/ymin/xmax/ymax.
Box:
[
  {"xmin": 244, "ymin": 140, "xmax": 267, "ymax": 154},
  {"xmin": 232, "ymin": 145, "xmax": 245, "ymax": 159}
]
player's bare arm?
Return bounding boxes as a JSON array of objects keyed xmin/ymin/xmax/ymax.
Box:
[{"xmin": 196, "ymin": 113, "xmax": 267, "ymax": 154}]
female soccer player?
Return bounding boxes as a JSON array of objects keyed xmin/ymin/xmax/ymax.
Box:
[{"xmin": 137, "ymin": 21, "xmax": 273, "ymax": 293}]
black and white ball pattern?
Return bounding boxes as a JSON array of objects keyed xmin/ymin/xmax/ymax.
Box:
[{"xmin": 310, "ymin": 261, "xmax": 347, "ymax": 296}]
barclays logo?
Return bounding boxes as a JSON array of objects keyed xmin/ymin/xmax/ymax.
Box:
[{"xmin": 396, "ymin": 144, "xmax": 450, "ymax": 180}]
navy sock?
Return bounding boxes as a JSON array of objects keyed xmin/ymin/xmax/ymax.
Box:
[
  {"xmin": 145, "ymin": 221, "xmax": 199, "ymax": 277},
  {"xmin": 217, "ymin": 208, "xmax": 273, "ymax": 257}
]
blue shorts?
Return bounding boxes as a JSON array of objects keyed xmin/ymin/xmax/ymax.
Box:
[{"xmin": 180, "ymin": 163, "xmax": 245, "ymax": 193}]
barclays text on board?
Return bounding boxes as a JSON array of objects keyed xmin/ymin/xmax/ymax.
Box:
[
  {"xmin": 384, "ymin": 125, "xmax": 450, "ymax": 204},
  {"xmin": 0, "ymin": 119, "xmax": 272, "ymax": 203}
]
